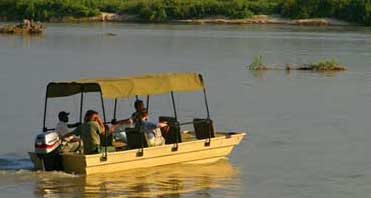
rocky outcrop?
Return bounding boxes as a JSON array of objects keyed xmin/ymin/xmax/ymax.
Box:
[{"xmin": 0, "ymin": 20, "xmax": 44, "ymax": 35}]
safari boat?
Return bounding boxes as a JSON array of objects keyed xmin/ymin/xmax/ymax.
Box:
[{"xmin": 29, "ymin": 72, "xmax": 246, "ymax": 175}]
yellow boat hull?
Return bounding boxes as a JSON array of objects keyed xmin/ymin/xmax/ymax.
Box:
[{"xmin": 29, "ymin": 132, "xmax": 246, "ymax": 175}]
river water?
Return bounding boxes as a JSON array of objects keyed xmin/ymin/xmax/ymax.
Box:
[{"xmin": 0, "ymin": 23, "xmax": 371, "ymax": 197}]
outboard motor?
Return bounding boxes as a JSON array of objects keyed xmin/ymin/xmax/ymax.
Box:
[
  {"xmin": 35, "ymin": 131, "xmax": 61, "ymax": 154},
  {"xmin": 34, "ymin": 131, "xmax": 63, "ymax": 171}
]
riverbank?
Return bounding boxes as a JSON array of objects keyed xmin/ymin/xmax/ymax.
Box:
[
  {"xmin": 41, "ymin": 13, "xmax": 352, "ymax": 26},
  {"xmin": 0, "ymin": 0, "xmax": 369, "ymax": 26}
]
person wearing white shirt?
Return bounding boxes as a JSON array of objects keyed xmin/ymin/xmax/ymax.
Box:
[
  {"xmin": 56, "ymin": 111, "xmax": 81, "ymax": 152},
  {"xmin": 138, "ymin": 110, "xmax": 167, "ymax": 147}
]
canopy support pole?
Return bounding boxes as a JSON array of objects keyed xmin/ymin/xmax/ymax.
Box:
[
  {"xmin": 42, "ymin": 86, "xmax": 48, "ymax": 132},
  {"xmin": 203, "ymin": 88, "xmax": 210, "ymax": 119},
  {"xmin": 79, "ymin": 86, "xmax": 84, "ymax": 123},
  {"xmin": 203, "ymin": 87, "xmax": 212, "ymax": 146},
  {"xmin": 113, "ymin": 98, "xmax": 118, "ymax": 120},
  {"xmin": 146, "ymin": 95, "xmax": 150, "ymax": 112},
  {"xmin": 170, "ymin": 91, "xmax": 178, "ymax": 120},
  {"xmin": 170, "ymin": 91, "xmax": 179, "ymax": 151},
  {"xmin": 100, "ymin": 92, "xmax": 107, "ymax": 123},
  {"xmin": 100, "ymin": 91, "xmax": 108, "ymax": 161}
]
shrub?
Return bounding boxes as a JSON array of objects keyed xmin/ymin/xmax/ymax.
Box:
[{"xmin": 248, "ymin": 55, "xmax": 268, "ymax": 70}]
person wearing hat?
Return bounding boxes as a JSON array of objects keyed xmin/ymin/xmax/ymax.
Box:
[
  {"xmin": 56, "ymin": 111, "xmax": 81, "ymax": 153},
  {"xmin": 56, "ymin": 111, "xmax": 80, "ymax": 138}
]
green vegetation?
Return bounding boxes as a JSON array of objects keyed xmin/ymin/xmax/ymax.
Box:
[
  {"xmin": 248, "ymin": 56, "xmax": 347, "ymax": 71},
  {"xmin": 0, "ymin": 0, "xmax": 370, "ymax": 25},
  {"xmin": 297, "ymin": 58, "xmax": 346, "ymax": 71},
  {"xmin": 0, "ymin": 0, "xmax": 279, "ymax": 22},
  {"xmin": 280, "ymin": 0, "xmax": 371, "ymax": 25},
  {"xmin": 248, "ymin": 55, "xmax": 267, "ymax": 70},
  {"xmin": 105, "ymin": 32, "xmax": 117, "ymax": 36},
  {"xmin": 0, "ymin": 0, "xmax": 100, "ymax": 21}
]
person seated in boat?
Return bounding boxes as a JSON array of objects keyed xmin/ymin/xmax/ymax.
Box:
[
  {"xmin": 110, "ymin": 99, "xmax": 147, "ymax": 137},
  {"xmin": 111, "ymin": 99, "xmax": 146, "ymax": 127},
  {"xmin": 55, "ymin": 111, "xmax": 81, "ymax": 153},
  {"xmin": 73, "ymin": 110, "xmax": 114, "ymax": 154},
  {"xmin": 137, "ymin": 110, "xmax": 167, "ymax": 147},
  {"xmin": 110, "ymin": 99, "xmax": 146, "ymax": 144},
  {"xmin": 131, "ymin": 99, "xmax": 146, "ymax": 122}
]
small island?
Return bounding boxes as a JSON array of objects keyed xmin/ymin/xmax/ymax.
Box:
[
  {"xmin": 248, "ymin": 56, "xmax": 347, "ymax": 72},
  {"xmin": 288, "ymin": 59, "xmax": 347, "ymax": 72},
  {"xmin": 0, "ymin": 19, "xmax": 44, "ymax": 35}
]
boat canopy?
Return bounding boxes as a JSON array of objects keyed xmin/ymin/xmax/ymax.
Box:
[{"xmin": 46, "ymin": 72, "xmax": 205, "ymax": 99}]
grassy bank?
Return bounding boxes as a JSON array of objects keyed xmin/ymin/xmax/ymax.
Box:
[{"xmin": 0, "ymin": 0, "xmax": 370, "ymax": 25}]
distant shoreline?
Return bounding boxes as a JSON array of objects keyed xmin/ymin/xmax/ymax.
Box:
[
  {"xmin": 1, "ymin": 13, "xmax": 352, "ymax": 27},
  {"xmin": 174, "ymin": 16, "xmax": 352, "ymax": 26},
  {"xmin": 1, "ymin": 0, "xmax": 369, "ymax": 27}
]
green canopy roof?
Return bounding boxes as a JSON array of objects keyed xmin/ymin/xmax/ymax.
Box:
[{"xmin": 46, "ymin": 72, "xmax": 205, "ymax": 99}]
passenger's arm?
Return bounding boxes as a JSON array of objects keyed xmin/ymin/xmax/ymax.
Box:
[
  {"xmin": 110, "ymin": 118, "xmax": 132, "ymax": 132},
  {"xmin": 115, "ymin": 118, "xmax": 132, "ymax": 125},
  {"xmin": 71, "ymin": 125, "xmax": 81, "ymax": 136},
  {"xmin": 67, "ymin": 122, "xmax": 81, "ymax": 128},
  {"xmin": 93, "ymin": 115, "xmax": 106, "ymax": 134},
  {"xmin": 157, "ymin": 122, "xmax": 168, "ymax": 128}
]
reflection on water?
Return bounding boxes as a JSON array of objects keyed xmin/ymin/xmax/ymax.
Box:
[
  {"xmin": 0, "ymin": 33, "xmax": 44, "ymax": 49},
  {"xmin": 34, "ymin": 160, "xmax": 238, "ymax": 197}
]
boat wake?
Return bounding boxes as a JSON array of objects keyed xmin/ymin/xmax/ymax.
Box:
[{"xmin": 0, "ymin": 154, "xmax": 33, "ymax": 171}]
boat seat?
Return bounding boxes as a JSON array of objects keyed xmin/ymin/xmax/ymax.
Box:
[
  {"xmin": 159, "ymin": 116, "xmax": 182, "ymax": 144},
  {"xmin": 125, "ymin": 127, "xmax": 148, "ymax": 149},
  {"xmin": 193, "ymin": 118, "xmax": 215, "ymax": 139}
]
